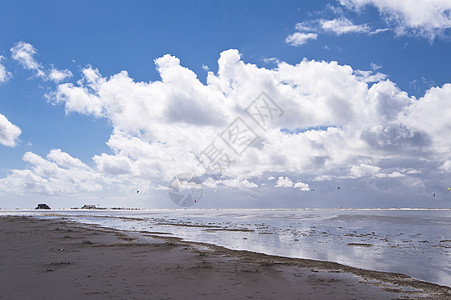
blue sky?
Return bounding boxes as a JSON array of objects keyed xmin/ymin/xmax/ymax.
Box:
[{"xmin": 0, "ymin": 0, "xmax": 450, "ymax": 209}]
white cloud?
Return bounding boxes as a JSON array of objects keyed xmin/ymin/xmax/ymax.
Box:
[
  {"xmin": 48, "ymin": 50, "xmax": 450, "ymax": 183},
  {"xmin": 294, "ymin": 181, "xmax": 311, "ymax": 191},
  {"xmin": 286, "ymin": 17, "xmax": 380, "ymax": 47},
  {"xmin": 440, "ymin": 161, "xmax": 451, "ymax": 173},
  {"xmin": 47, "ymin": 149, "xmax": 90, "ymax": 170},
  {"xmin": 405, "ymin": 169, "xmax": 421, "ymax": 175},
  {"xmin": 368, "ymin": 28, "xmax": 391, "ymax": 35},
  {"xmin": 11, "ymin": 42, "xmax": 72, "ymax": 83},
  {"xmin": 263, "ymin": 57, "xmax": 280, "ymax": 64},
  {"xmin": 49, "ymin": 68, "xmax": 73, "ymax": 83},
  {"xmin": 320, "ymin": 17, "xmax": 370, "ymax": 35},
  {"xmin": 295, "ymin": 22, "xmax": 317, "ymax": 32},
  {"xmin": 275, "ymin": 177, "xmax": 311, "ymax": 191},
  {"xmin": 275, "ymin": 177, "xmax": 294, "ymax": 188},
  {"xmin": 374, "ymin": 171, "xmax": 405, "ymax": 178},
  {"xmin": 220, "ymin": 178, "xmax": 258, "ymax": 189},
  {"xmin": 51, "ymin": 68, "xmax": 105, "ymax": 117},
  {"xmin": 370, "ymin": 62, "xmax": 382, "ymax": 71},
  {"xmin": 340, "ymin": 0, "xmax": 451, "ymax": 40},
  {"xmin": 0, "ymin": 113, "xmax": 21, "ymax": 147},
  {"xmin": 285, "ymin": 32, "xmax": 318, "ymax": 46},
  {"xmin": 176, "ymin": 179, "xmax": 203, "ymax": 190},
  {"xmin": 202, "ymin": 177, "xmax": 258, "ymax": 189},
  {"xmin": 10, "ymin": 41, "xmax": 45, "ymax": 77},
  {"xmin": 354, "ymin": 69, "xmax": 387, "ymax": 83},
  {"xmin": 2, "ymin": 48, "xmax": 451, "ymax": 199},
  {"xmin": 287, "ymin": 1, "xmax": 450, "ymax": 45},
  {"xmin": 350, "ymin": 164, "xmax": 381, "ymax": 177},
  {"xmin": 398, "ymin": 83, "xmax": 451, "ymax": 153},
  {"xmin": 93, "ymin": 153, "xmax": 133, "ymax": 175},
  {"xmin": 0, "ymin": 56, "xmax": 12, "ymax": 83},
  {"xmin": 0, "ymin": 150, "xmax": 101, "ymax": 195}
]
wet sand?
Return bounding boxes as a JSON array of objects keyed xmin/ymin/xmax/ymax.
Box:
[{"xmin": 1, "ymin": 216, "xmax": 450, "ymax": 299}]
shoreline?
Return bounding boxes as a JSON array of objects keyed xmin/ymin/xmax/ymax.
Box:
[
  {"xmin": 3, "ymin": 207, "xmax": 451, "ymax": 211},
  {"xmin": 3, "ymin": 210, "xmax": 451, "ymax": 286},
  {"xmin": 1, "ymin": 216, "xmax": 450, "ymax": 299}
]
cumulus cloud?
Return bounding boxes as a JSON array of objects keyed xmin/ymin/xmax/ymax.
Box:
[
  {"xmin": 275, "ymin": 176, "xmax": 294, "ymax": 188},
  {"xmin": 48, "ymin": 51, "xmax": 451, "ymax": 185},
  {"xmin": 93, "ymin": 153, "xmax": 133, "ymax": 175},
  {"xmin": 11, "ymin": 42, "xmax": 72, "ymax": 83},
  {"xmin": 0, "ymin": 113, "xmax": 21, "ymax": 147},
  {"xmin": 340, "ymin": 0, "xmax": 451, "ymax": 40},
  {"xmin": 293, "ymin": 181, "xmax": 311, "ymax": 191},
  {"xmin": 275, "ymin": 177, "xmax": 311, "ymax": 191},
  {"xmin": 0, "ymin": 150, "xmax": 101, "ymax": 195},
  {"xmin": 2, "ymin": 48, "xmax": 451, "ymax": 199},
  {"xmin": 0, "ymin": 56, "xmax": 12, "ymax": 83},
  {"xmin": 399, "ymin": 84, "xmax": 451, "ymax": 153}
]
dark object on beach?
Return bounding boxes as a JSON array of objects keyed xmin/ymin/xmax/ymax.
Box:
[
  {"xmin": 337, "ymin": 187, "xmax": 341, "ymax": 190},
  {"xmin": 35, "ymin": 204, "xmax": 51, "ymax": 210},
  {"xmin": 81, "ymin": 204, "xmax": 97, "ymax": 209}
]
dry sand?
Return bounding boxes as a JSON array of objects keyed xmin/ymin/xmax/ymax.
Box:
[{"xmin": 1, "ymin": 216, "xmax": 450, "ymax": 299}]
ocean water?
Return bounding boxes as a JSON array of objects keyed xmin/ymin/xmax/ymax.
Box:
[{"xmin": 2, "ymin": 209, "xmax": 451, "ymax": 287}]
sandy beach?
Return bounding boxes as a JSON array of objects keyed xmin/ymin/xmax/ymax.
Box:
[{"xmin": 1, "ymin": 216, "xmax": 450, "ymax": 299}]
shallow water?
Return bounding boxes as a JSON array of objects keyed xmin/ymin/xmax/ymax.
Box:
[{"xmin": 3, "ymin": 209, "xmax": 451, "ymax": 287}]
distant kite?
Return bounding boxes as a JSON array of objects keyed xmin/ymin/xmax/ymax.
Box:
[
  {"xmin": 433, "ymin": 193, "xmax": 436, "ymax": 197},
  {"xmin": 448, "ymin": 188, "xmax": 451, "ymax": 192},
  {"xmin": 337, "ymin": 187, "xmax": 341, "ymax": 190},
  {"xmin": 137, "ymin": 190, "xmax": 139, "ymax": 194}
]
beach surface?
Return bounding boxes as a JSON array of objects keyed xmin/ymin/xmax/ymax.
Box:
[{"xmin": 1, "ymin": 216, "xmax": 450, "ymax": 299}]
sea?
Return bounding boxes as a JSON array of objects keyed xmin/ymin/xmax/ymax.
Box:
[{"xmin": 2, "ymin": 208, "xmax": 450, "ymax": 287}]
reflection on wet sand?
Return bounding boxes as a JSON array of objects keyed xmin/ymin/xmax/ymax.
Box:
[{"xmin": 3, "ymin": 208, "xmax": 451, "ymax": 287}]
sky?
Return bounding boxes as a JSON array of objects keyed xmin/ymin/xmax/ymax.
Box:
[{"xmin": 0, "ymin": 0, "xmax": 450, "ymax": 209}]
